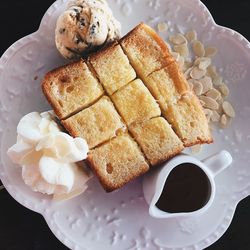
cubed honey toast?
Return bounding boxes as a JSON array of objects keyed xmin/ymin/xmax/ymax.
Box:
[
  {"xmin": 111, "ymin": 79, "xmax": 161, "ymax": 126},
  {"xmin": 130, "ymin": 117, "xmax": 184, "ymax": 165},
  {"xmin": 62, "ymin": 96, "xmax": 125, "ymax": 149},
  {"xmin": 88, "ymin": 133, "xmax": 149, "ymax": 192},
  {"xmin": 42, "ymin": 59, "xmax": 104, "ymax": 120},
  {"xmin": 42, "ymin": 23, "xmax": 212, "ymax": 192},
  {"xmin": 89, "ymin": 42, "xmax": 136, "ymax": 95}
]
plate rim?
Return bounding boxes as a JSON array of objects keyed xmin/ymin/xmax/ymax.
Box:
[{"xmin": 1, "ymin": 0, "xmax": 250, "ymax": 249}]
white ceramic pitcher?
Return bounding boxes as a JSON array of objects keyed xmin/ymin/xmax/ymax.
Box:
[{"xmin": 143, "ymin": 150, "xmax": 233, "ymax": 219}]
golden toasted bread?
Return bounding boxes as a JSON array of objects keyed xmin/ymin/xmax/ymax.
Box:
[
  {"xmin": 111, "ymin": 79, "xmax": 161, "ymax": 126},
  {"xmin": 87, "ymin": 133, "xmax": 149, "ymax": 192},
  {"xmin": 130, "ymin": 117, "xmax": 184, "ymax": 165},
  {"xmin": 62, "ymin": 96, "xmax": 125, "ymax": 149},
  {"xmin": 89, "ymin": 42, "xmax": 136, "ymax": 95},
  {"xmin": 42, "ymin": 23, "xmax": 213, "ymax": 192},
  {"xmin": 42, "ymin": 59, "xmax": 104, "ymax": 120},
  {"xmin": 120, "ymin": 23, "xmax": 175, "ymax": 77}
]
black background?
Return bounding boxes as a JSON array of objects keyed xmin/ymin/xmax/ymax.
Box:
[{"xmin": 0, "ymin": 0, "xmax": 250, "ymax": 249}]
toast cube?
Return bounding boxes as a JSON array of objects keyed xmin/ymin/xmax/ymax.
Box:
[
  {"xmin": 130, "ymin": 117, "xmax": 184, "ymax": 165},
  {"xmin": 112, "ymin": 79, "xmax": 161, "ymax": 126},
  {"xmin": 62, "ymin": 96, "xmax": 125, "ymax": 149},
  {"xmin": 42, "ymin": 59, "xmax": 104, "ymax": 119},
  {"xmin": 120, "ymin": 23, "xmax": 174, "ymax": 78},
  {"xmin": 144, "ymin": 62, "xmax": 190, "ymax": 114},
  {"xmin": 87, "ymin": 133, "xmax": 149, "ymax": 191},
  {"xmin": 89, "ymin": 43, "xmax": 136, "ymax": 95},
  {"xmin": 165, "ymin": 92, "xmax": 213, "ymax": 146}
]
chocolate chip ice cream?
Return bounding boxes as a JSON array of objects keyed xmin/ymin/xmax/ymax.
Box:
[{"xmin": 55, "ymin": 0, "xmax": 121, "ymax": 59}]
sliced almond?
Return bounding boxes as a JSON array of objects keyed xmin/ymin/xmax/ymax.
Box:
[
  {"xmin": 200, "ymin": 76, "xmax": 213, "ymax": 94},
  {"xmin": 171, "ymin": 51, "xmax": 180, "ymax": 61},
  {"xmin": 204, "ymin": 108, "xmax": 213, "ymax": 121},
  {"xmin": 205, "ymin": 47, "xmax": 217, "ymax": 57},
  {"xmin": 199, "ymin": 99, "xmax": 205, "ymax": 107},
  {"xmin": 188, "ymin": 81, "xmax": 193, "ymax": 90},
  {"xmin": 157, "ymin": 22, "xmax": 168, "ymax": 32},
  {"xmin": 194, "ymin": 57, "xmax": 211, "ymax": 70},
  {"xmin": 219, "ymin": 83, "xmax": 229, "ymax": 96},
  {"xmin": 213, "ymin": 76, "xmax": 223, "ymax": 86},
  {"xmin": 205, "ymin": 88, "xmax": 221, "ymax": 100},
  {"xmin": 192, "ymin": 40, "xmax": 205, "ymax": 57},
  {"xmin": 184, "ymin": 67, "xmax": 192, "ymax": 78},
  {"xmin": 199, "ymin": 96, "xmax": 219, "ymax": 110},
  {"xmin": 193, "ymin": 81, "xmax": 203, "ymax": 95},
  {"xmin": 169, "ymin": 33, "xmax": 187, "ymax": 45},
  {"xmin": 185, "ymin": 30, "xmax": 197, "ymax": 42},
  {"xmin": 222, "ymin": 101, "xmax": 235, "ymax": 118},
  {"xmin": 174, "ymin": 44, "xmax": 189, "ymax": 58},
  {"xmin": 183, "ymin": 60, "xmax": 193, "ymax": 71},
  {"xmin": 191, "ymin": 144, "xmax": 202, "ymax": 154},
  {"xmin": 190, "ymin": 66, "xmax": 206, "ymax": 80},
  {"xmin": 211, "ymin": 110, "xmax": 220, "ymax": 122},
  {"xmin": 220, "ymin": 114, "xmax": 228, "ymax": 127},
  {"xmin": 206, "ymin": 65, "xmax": 218, "ymax": 79}
]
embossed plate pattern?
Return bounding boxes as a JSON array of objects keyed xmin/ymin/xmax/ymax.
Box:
[{"xmin": 0, "ymin": 0, "xmax": 250, "ymax": 249}]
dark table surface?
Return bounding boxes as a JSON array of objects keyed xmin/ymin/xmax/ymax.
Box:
[{"xmin": 0, "ymin": 0, "xmax": 250, "ymax": 249}]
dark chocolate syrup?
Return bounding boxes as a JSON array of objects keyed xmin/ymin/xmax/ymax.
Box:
[{"xmin": 156, "ymin": 163, "xmax": 211, "ymax": 213}]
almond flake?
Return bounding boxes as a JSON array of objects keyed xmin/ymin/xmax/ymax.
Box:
[
  {"xmin": 222, "ymin": 101, "xmax": 235, "ymax": 118},
  {"xmin": 219, "ymin": 83, "xmax": 229, "ymax": 96},
  {"xmin": 192, "ymin": 40, "xmax": 205, "ymax": 57},
  {"xmin": 157, "ymin": 22, "xmax": 168, "ymax": 32},
  {"xmin": 191, "ymin": 144, "xmax": 202, "ymax": 154},
  {"xmin": 206, "ymin": 65, "xmax": 218, "ymax": 79},
  {"xmin": 174, "ymin": 44, "xmax": 189, "ymax": 58},
  {"xmin": 190, "ymin": 66, "xmax": 206, "ymax": 80},
  {"xmin": 199, "ymin": 96, "xmax": 219, "ymax": 110},
  {"xmin": 193, "ymin": 81, "xmax": 203, "ymax": 95},
  {"xmin": 171, "ymin": 51, "xmax": 180, "ymax": 61},
  {"xmin": 169, "ymin": 33, "xmax": 187, "ymax": 45},
  {"xmin": 184, "ymin": 67, "xmax": 192, "ymax": 78},
  {"xmin": 213, "ymin": 76, "xmax": 223, "ymax": 86},
  {"xmin": 205, "ymin": 88, "xmax": 221, "ymax": 100},
  {"xmin": 204, "ymin": 108, "xmax": 213, "ymax": 121},
  {"xmin": 211, "ymin": 110, "xmax": 220, "ymax": 122},
  {"xmin": 205, "ymin": 47, "xmax": 217, "ymax": 57},
  {"xmin": 200, "ymin": 76, "xmax": 213, "ymax": 94},
  {"xmin": 185, "ymin": 30, "xmax": 197, "ymax": 42},
  {"xmin": 199, "ymin": 99, "xmax": 205, "ymax": 106},
  {"xmin": 220, "ymin": 114, "xmax": 228, "ymax": 127},
  {"xmin": 194, "ymin": 57, "xmax": 211, "ymax": 70}
]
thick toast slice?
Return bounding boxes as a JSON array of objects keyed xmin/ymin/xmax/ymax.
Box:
[
  {"xmin": 62, "ymin": 96, "xmax": 125, "ymax": 149},
  {"xmin": 87, "ymin": 133, "xmax": 149, "ymax": 192},
  {"xmin": 89, "ymin": 42, "xmax": 136, "ymax": 95},
  {"xmin": 111, "ymin": 79, "xmax": 161, "ymax": 126},
  {"xmin": 120, "ymin": 23, "xmax": 175, "ymax": 77},
  {"xmin": 130, "ymin": 117, "xmax": 184, "ymax": 165},
  {"xmin": 42, "ymin": 59, "xmax": 103, "ymax": 120}
]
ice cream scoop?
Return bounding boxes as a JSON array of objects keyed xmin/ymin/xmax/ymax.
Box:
[{"xmin": 55, "ymin": 0, "xmax": 121, "ymax": 60}]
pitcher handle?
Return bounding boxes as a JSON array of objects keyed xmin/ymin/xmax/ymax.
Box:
[{"xmin": 202, "ymin": 150, "xmax": 232, "ymax": 177}]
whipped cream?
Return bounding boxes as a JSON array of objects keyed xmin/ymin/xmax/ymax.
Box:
[{"xmin": 7, "ymin": 111, "xmax": 91, "ymax": 200}]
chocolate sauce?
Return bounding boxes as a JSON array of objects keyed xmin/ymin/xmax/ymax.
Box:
[{"xmin": 156, "ymin": 163, "xmax": 211, "ymax": 213}]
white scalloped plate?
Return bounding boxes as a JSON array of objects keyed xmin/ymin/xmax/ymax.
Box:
[{"xmin": 1, "ymin": 0, "xmax": 250, "ymax": 249}]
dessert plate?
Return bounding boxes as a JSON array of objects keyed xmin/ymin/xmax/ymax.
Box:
[{"xmin": 1, "ymin": 0, "xmax": 250, "ymax": 249}]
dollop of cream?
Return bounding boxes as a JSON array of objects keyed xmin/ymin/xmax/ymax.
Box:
[{"xmin": 7, "ymin": 111, "xmax": 91, "ymax": 200}]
